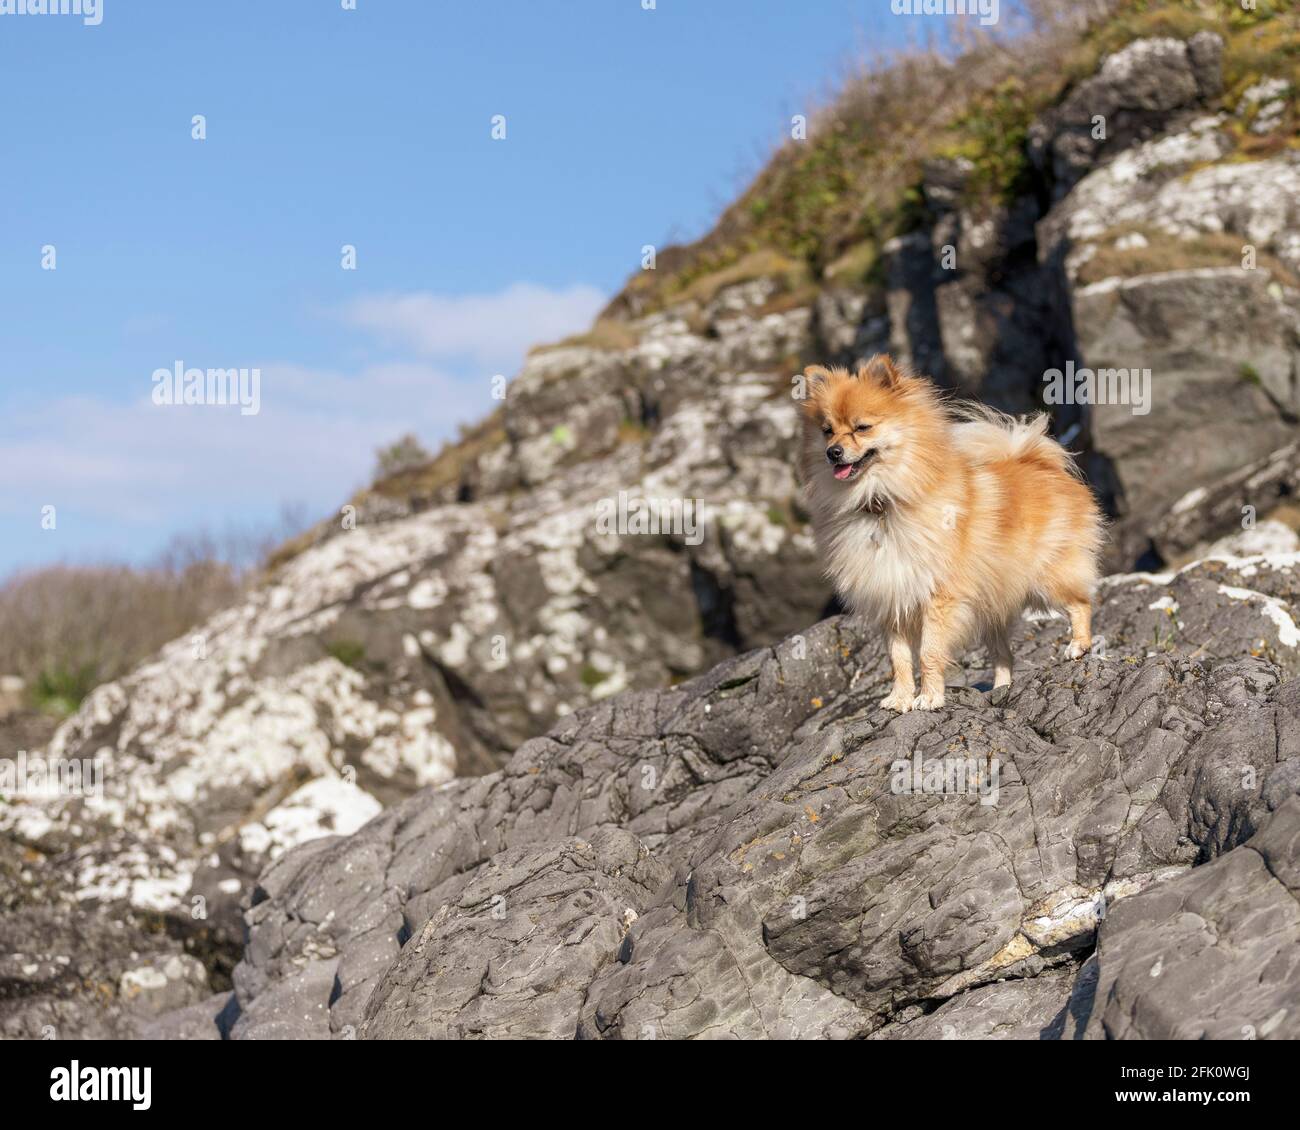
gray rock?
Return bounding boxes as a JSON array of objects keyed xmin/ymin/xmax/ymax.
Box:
[
  {"xmin": 226, "ymin": 602, "xmax": 1300, "ymax": 1040},
  {"xmin": 1070, "ymin": 269, "xmax": 1299, "ymax": 568},
  {"xmin": 870, "ymin": 968, "xmax": 1079, "ymax": 1040},
  {"xmin": 0, "ymin": 834, "xmax": 225, "ymax": 1040},
  {"xmin": 1152, "ymin": 444, "xmax": 1300, "ymax": 565},
  {"xmin": 1030, "ymin": 36, "xmax": 1223, "ymax": 198},
  {"xmin": 1082, "ymin": 795, "xmax": 1300, "ymax": 1039},
  {"xmin": 137, "ymin": 992, "xmax": 237, "ymax": 1041},
  {"xmin": 229, "ymin": 957, "xmax": 339, "ymax": 1041}
]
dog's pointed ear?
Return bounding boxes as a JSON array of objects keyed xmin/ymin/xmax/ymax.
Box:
[
  {"xmin": 797, "ymin": 364, "xmax": 833, "ymax": 414},
  {"xmin": 859, "ymin": 354, "xmax": 904, "ymax": 389}
]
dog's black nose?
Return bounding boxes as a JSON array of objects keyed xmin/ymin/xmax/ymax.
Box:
[{"xmin": 826, "ymin": 445, "xmax": 843, "ymax": 463}]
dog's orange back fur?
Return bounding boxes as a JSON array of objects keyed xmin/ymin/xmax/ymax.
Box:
[{"xmin": 799, "ymin": 355, "xmax": 1104, "ymax": 711}]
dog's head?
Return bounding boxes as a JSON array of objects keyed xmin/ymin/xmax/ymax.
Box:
[{"xmin": 799, "ymin": 355, "xmax": 944, "ymax": 502}]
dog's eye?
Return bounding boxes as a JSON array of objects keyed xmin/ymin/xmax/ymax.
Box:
[
  {"xmin": 821, "ymin": 424, "xmax": 832, "ymax": 436},
  {"xmin": 855, "ymin": 423, "xmax": 872, "ymax": 433}
]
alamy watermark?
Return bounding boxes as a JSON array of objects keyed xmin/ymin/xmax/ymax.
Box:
[
  {"xmin": 594, "ymin": 490, "xmax": 704, "ymax": 547},
  {"xmin": 50, "ymin": 1062, "xmax": 150, "ymax": 1110},
  {"xmin": 0, "ymin": 0, "xmax": 102, "ymax": 25},
  {"xmin": 0, "ymin": 751, "xmax": 104, "ymax": 799},
  {"xmin": 890, "ymin": 0, "xmax": 998, "ymax": 28},
  {"xmin": 1042, "ymin": 361, "xmax": 1151, "ymax": 416},
  {"xmin": 152, "ymin": 361, "xmax": 261, "ymax": 416},
  {"xmin": 891, "ymin": 750, "xmax": 1000, "ymax": 806}
]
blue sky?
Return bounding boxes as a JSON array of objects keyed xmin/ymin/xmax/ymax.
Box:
[{"xmin": 0, "ymin": 0, "xmax": 962, "ymax": 576}]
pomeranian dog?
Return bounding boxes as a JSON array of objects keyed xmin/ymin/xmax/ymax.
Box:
[{"xmin": 799, "ymin": 355, "xmax": 1104, "ymax": 712}]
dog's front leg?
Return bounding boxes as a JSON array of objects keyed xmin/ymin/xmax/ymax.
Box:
[
  {"xmin": 915, "ymin": 598, "xmax": 967, "ymax": 710},
  {"xmin": 879, "ymin": 626, "xmax": 918, "ymax": 713}
]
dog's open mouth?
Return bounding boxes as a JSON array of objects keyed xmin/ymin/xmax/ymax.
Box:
[{"xmin": 831, "ymin": 451, "xmax": 875, "ymax": 481}]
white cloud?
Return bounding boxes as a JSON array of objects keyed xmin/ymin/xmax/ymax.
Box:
[
  {"xmin": 341, "ymin": 282, "xmax": 606, "ymax": 367},
  {"xmin": 2, "ymin": 279, "xmax": 607, "ymax": 573},
  {"xmin": 0, "ymin": 361, "xmax": 490, "ymax": 533}
]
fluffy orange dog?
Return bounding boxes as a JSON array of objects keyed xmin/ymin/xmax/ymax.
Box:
[{"xmin": 800, "ymin": 355, "xmax": 1104, "ymax": 712}]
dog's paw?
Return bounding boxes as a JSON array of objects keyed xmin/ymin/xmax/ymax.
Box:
[
  {"xmin": 879, "ymin": 689, "xmax": 914, "ymax": 713},
  {"xmin": 911, "ymin": 691, "xmax": 945, "ymax": 711},
  {"xmin": 1064, "ymin": 640, "xmax": 1089, "ymax": 660}
]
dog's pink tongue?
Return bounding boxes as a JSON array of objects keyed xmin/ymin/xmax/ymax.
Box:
[{"xmin": 833, "ymin": 463, "xmax": 854, "ymax": 480}]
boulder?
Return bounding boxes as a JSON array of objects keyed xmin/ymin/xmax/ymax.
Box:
[{"xmin": 1029, "ymin": 34, "xmax": 1225, "ymax": 199}]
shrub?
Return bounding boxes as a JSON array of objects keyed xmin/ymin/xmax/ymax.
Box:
[
  {"xmin": 326, "ymin": 640, "xmax": 368, "ymax": 669},
  {"xmin": 0, "ymin": 513, "xmax": 307, "ymax": 716},
  {"xmin": 373, "ymin": 433, "xmax": 432, "ymax": 481}
]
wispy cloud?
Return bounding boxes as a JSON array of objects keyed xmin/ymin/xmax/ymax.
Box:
[
  {"xmin": 2, "ymin": 281, "xmax": 606, "ymax": 572},
  {"xmin": 341, "ymin": 282, "xmax": 606, "ymax": 368},
  {"xmin": 0, "ymin": 361, "xmax": 487, "ymax": 565}
]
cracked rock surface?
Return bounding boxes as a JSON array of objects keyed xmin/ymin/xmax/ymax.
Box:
[{"xmin": 222, "ymin": 597, "xmax": 1300, "ymax": 1040}]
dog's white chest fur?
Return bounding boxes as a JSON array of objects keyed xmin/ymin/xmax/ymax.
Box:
[{"xmin": 824, "ymin": 509, "xmax": 938, "ymax": 624}]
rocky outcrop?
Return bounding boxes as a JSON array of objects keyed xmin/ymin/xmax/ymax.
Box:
[
  {"xmin": 1154, "ymin": 444, "xmax": 1300, "ymax": 565},
  {"xmin": 214, "ymin": 565, "xmax": 1300, "ymax": 1040},
  {"xmin": 1030, "ymin": 33, "xmax": 1226, "ymax": 199},
  {"xmin": 6, "ymin": 549, "xmax": 1297, "ymax": 1040},
  {"xmin": 1039, "ymin": 111, "xmax": 1300, "ymax": 566},
  {"xmin": 0, "ymin": 833, "xmax": 227, "ymax": 1039}
]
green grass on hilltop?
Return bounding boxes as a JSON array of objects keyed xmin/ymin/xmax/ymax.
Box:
[{"xmin": 608, "ymin": 0, "xmax": 1298, "ymax": 321}]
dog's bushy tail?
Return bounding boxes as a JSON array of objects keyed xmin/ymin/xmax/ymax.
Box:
[{"xmin": 949, "ymin": 402, "xmax": 1084, "ymax": 479}]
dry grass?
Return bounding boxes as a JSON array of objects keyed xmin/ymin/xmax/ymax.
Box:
[
  {"xmin": 824, "ymin": 240, "xmax": 884, "ymax": 287},
  {"xmin": 261, "ymin": 526, "xmax": 320, "ymax": 575},
  {"xmin": 367, "ymin": 412, "xmax": 508, "ymax": 504},
  {"xmin": 674, "ymin": 249, "xmax": 810, "ymax": 308},
  {"xmin": 605, "ymin": 1, "xmax": 1117, "ymax": 320},
  {"xmin": 0, "ymin": 518, "xmax": 308, "ymax": 715},
  {"xmin": 1076, "ymin": 226, "xmax": 1300, "ymax": 288},
  {"xmin": 616, "ymin": 418, "xmax": 652, "ymax": 446},
  {"xmin": 530, "ymin": 318, "xmax": 642, "ymax": 355},
  {"xmin": 602, "ymin": 0, "xmax": 1297, "ymax": 321}
]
